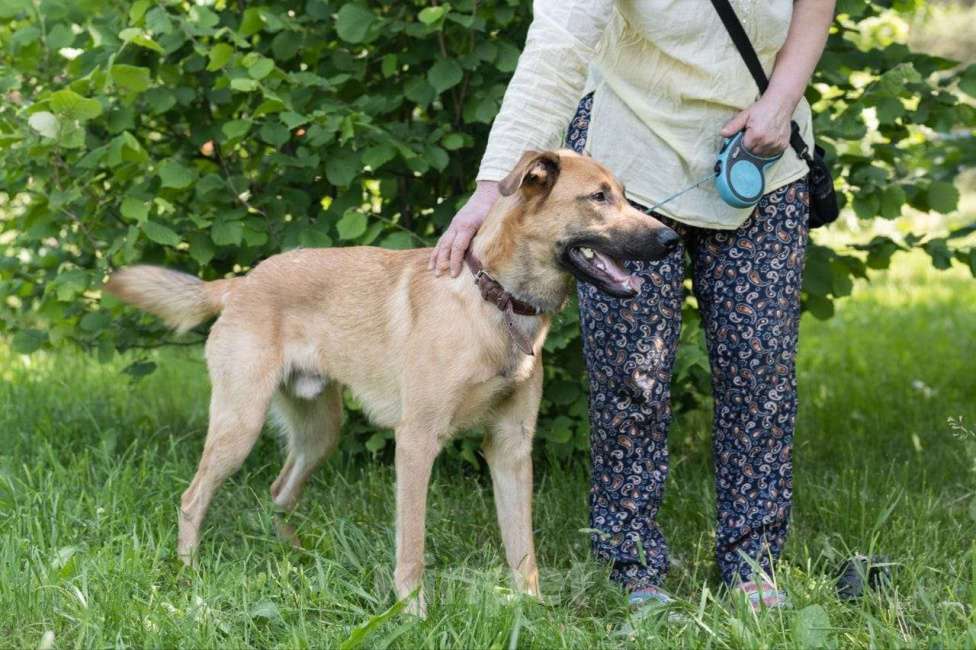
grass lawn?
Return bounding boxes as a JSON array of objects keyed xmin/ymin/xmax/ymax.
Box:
[{"xmin": 1, "ymin": 250, "xmax": 975, "ymax": 648}]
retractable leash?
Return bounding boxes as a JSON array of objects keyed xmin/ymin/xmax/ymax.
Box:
[{"xmin": 644, "ymin": 131, "xmax": 781, "ymax": 214}]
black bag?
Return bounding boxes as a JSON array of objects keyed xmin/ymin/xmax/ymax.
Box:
[{"xmin": 710, "ymin": 0, "xmax": 839, "ymax": 228}]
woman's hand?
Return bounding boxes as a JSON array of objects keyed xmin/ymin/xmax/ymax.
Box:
[
  {"xmin": 720, "ymin": 92, "xmax": 795, "ymax": 157},
  {"xmin": 428, "ymin": 181, "xmax": 500, "ymax": 277}
]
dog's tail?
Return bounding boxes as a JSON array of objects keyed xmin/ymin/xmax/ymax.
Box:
[{"xmin": 104, "ymin": 265, "xmax": 238, "ymax": 333}]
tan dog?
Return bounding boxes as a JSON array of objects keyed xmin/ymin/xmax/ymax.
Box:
[{"xmin": 105, "ymin": 149, "xmax": 679, "ymax": 615}]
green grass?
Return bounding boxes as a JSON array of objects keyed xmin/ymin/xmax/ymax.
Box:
[{"xmin": 2, "ymin": 251, "xmax": 975, "ymax": 648}]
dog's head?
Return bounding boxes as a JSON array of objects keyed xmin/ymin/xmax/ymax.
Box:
[{"xmin": 493, "ymin": 149, "xmax": 680, "ymax": 299}]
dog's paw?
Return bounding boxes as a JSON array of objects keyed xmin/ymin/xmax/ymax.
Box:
[{"xmin": 403, "ymin": 596, "xmax": 427, "ymax": 619}]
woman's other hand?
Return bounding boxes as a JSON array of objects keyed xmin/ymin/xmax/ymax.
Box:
[
  {"xmin": 720, "ymin": 93, "xmax": 794, "ymax": 157},
  {"xmin": 428, "ymin": 180, "xmax": 500, "ymax": 277}
]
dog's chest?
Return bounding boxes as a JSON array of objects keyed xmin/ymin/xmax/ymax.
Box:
[{"xmin": 451, "ymin": 354, "xmax": 534, "ymax": 430}]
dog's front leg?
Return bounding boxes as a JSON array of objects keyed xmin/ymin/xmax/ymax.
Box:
[
  {"xmin": 484, "ymin": 365, "xmax": 543, "ymax": 600},
  {"xmin": 393, "ymin": 422, "xmax": 443, "ymax": 618}
]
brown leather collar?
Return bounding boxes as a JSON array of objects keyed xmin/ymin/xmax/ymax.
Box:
[{"xmin": 465, "ymin": 252, "xmax": 540, "ymax": 356}]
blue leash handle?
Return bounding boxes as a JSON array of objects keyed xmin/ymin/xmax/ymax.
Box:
[{"xmin": 714, "ymin": 130, "xmax": 782, "ymax": 208}]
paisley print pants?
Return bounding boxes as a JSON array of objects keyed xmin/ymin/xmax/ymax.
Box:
[{"xmin": 568, "ymin": 93, "xmax": 809, "ymax": 589}]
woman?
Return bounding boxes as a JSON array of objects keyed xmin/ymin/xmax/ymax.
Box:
[{"xmin": 430, "ymin": 0, "xmax": 835, "ymax": 609}]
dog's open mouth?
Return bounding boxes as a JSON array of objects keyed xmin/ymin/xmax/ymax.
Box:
[{"xmin": 566, "ymin": 246, "xmax": 644, "ymax": 298}]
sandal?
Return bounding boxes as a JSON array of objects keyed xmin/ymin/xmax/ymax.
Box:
[
  {"xmin": 735, "ymin": 580, "xmax": 789, "ymax": 611},
  {"xmin": 628, "ymin": 585, "xmax": 674, "ymax": 608}
]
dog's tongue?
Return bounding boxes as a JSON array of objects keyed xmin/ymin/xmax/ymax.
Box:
[{"xmin": 593, "ymin": 250, "xmax": 644, "ymax": 293}]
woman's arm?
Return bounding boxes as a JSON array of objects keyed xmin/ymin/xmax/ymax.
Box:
[
  {"xmin": 430, "ymin": 0, "xmax": 612, "ymax": 276},
  {"xmin": 720, "ymin": 0, "xmax": 836, "ymax": 156}
]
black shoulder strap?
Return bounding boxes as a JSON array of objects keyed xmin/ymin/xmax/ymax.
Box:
[{"xmin": 709, "ymin": 0, "xmax": 812, "ymax": 161}]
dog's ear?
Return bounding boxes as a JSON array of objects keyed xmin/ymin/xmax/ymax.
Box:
[{"xmin": 498, "ymin": 150, "xmax": 561, "ymax": 198}]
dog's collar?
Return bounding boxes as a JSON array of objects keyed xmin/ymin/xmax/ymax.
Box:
[{"xmin": 464, "ymin": 252, "xmax": 540, "ymax": 356}]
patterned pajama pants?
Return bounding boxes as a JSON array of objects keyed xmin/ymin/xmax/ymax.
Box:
[{"xmin": 567, "ymin": 93, "xmax": 810, "ymax": 589}]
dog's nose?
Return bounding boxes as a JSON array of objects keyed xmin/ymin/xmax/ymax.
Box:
[{"xmin": 657, "ymin": 227, "xmax": 681, "ymax": 252}]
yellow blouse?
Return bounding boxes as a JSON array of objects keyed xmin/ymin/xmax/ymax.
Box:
[{"xmin": 477, "ymin": 0, "xmax": 814, "ymax": 229}]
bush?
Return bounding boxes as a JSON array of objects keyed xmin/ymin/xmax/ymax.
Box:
[{"xmin": 1, "ymin": 0, "xmax": 974, "ymax": 459}]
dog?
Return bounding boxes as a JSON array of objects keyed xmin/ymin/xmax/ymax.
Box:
[{"xmin": 105, "ymin": 148, "xmax": 679, "ymax": 616}]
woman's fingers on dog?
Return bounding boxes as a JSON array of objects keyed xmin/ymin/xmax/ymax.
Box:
[
  {"xmin": 449, "ymin": 225, "xmax": 473, "ymax": 277},
  {"xmin": 428, "ymin": 242, "xmax": 439, "ymax": 270},
  {"xmin": 429, "ymin": 233, "xmax": 450, "ymax": 271},
  {"xmin": 433, "ymin": 230, "xmax": 456, "ymax": 276}
]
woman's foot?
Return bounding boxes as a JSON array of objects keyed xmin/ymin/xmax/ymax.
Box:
[
  {"xmin": 627, "ymin": 585, "xmax": 673, "ymax": 608},
  {"xmin": 734, "ymin": 580, "xmax": 789, "ymax": 611},
  {"xmin": 619, "ymin": 585, "xmax": 689, "ymax": 631}
]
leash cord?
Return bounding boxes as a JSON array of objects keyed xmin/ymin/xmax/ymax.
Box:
[{"xmin": 643, "ymin": 172, "xmax": 716, "ymax": 215}]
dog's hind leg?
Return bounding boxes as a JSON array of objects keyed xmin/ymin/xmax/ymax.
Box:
[
  {"xmin": 484, "ymin": 365, "xmax": 543, "ymax": 600},
  {"xmin": 177, "ymin": 335, "xmax": 280, "ymax": 563},
  {"xmin": 269, "ymin": 380, "xmax": 342, "ymax": 513}
]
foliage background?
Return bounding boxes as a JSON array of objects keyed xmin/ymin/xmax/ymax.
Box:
[{"xmin": 0, "ymin": 0, "xmax": 974, "ymax": 459}]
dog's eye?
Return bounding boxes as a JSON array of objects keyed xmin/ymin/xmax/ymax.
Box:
[{"xmin": 589, "ymin": 191, "xmax": 607, "ymax": 203}]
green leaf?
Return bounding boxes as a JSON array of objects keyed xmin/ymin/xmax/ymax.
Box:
[
  {"xmin": 206, "ymin": 43, "xmax": 235, "ymax": 71},
  {"xmin": 129, "ymin": 0, "xmax": 150, "ymax": 23},
  {"xmin": 923, "ymin": 238, "xmax": 953, "ymax": 270},
  {"xmin": 546, "ymin": 416, "xmax": 574, "ymax": 444},
  {"xmin": 803, "ymin": 246, "xmax": 834, "ymax": 297},
  {"xmin": 11, "ymin": 329, "xmax": 47, "ymax": 354},
  {"xmin": 793, "ymin": 605, "xmax": 831, "ymax": 649},
  {"xmin": 119, "ymin": 27, "xmax": 164, "ymax": 53},
  {"xmin": 188, "ymin": 233, "xmax": 215, "ymax": 264},
  {"xmin": 418, "ymin": 6, "xmax": 449, "ymax": 25},
  {"xmin": 239, "ymin": 7, "xmax": 264, "ymax": 37},
  {"xmin": 804, "ymin": 294, "xmax": 834, "ymax": 320},
  {"xmin": 158, "ymin": 159, "xmax": 194, "ymax": 189},
  {"xmin": 211, "ymin": 219, "xmax": 244, "ymax": 246},
  {"xmin": 298, "ymin": 227, "xmax": 332, "ymax": 248},
  {"xmin": 365, "ymin": 431, "xmax": 389, "ymax": 453},
  {"xmin": 247, "ymin": 57, "xmax": 275, "ymax": 80},
  {"xmin": 404, "ymin": 77, "xmax": 435, "ymax": 106},
  {"xmin": 496, "ymin": 42, "xmax": 520, "ymax": 72},
  {"xmin": 280, "ymin": 112, "xmax": 308, "ymax": 129},
  {"xmin": 428, "ymin": 59, "xmax": 463, "ymax": 93},
  {"xmin": 222, "ymin": 119, "xmax": 251, "ymax": 140},
  {"xmin": 959, "ymin": 64, "xmax": 976, "ymax": 97},
  {"xmin": 27, "ymin": 111, "xmax": 59, "ymax": 138},
  {"xmin": 879, "ymin": 185, "xmax": 906, "ymax": 219},
  {"xmin": 336, "ymin": 210, "xmax": 367, "ymax": 240},
  {"xmin": 441, "ymin": 133, "xmax": 464, "ymax": 150},
  {"xmin": 379, "ymin": 231, "xmax": 413, "ymax": 249},
  {"xmin": 381, "ymin": 54, "xmax": 398, "ymax": 78},
  {"xmin": 49, "ymin": 89, "xmax": 102, "ymax": 121},
  {"xmin": 120, "ymin": 197, "xmax": 149, "ymax": 221},
  {"xmin": 271, "ymin": 31, "xmax": 301, "ymax": 60},
  {"xmin": 259, "ymin": 122, "xmax": 290, "ymax": 147},
  {"xmin": 142, "ymin": 220, "xmax": 180, "ymax": 246},
  {"xmin": 852, "ymin": 193, "xmax": 880, "ymax": 220},
  {"xmin": 230, "ymin": 77, "xmax": 259, "ymax": 92},
  {"xmin": 425, "ymin": 145, "xmax": 449, "ymax": 171},
  {"xmin": 927, "ymin": 181, "xmax": 959, "ymax": 214},
  {"xmin": 80, "ymin": 311, "xmax": 110, "ymax": 332},
  {"xmin": 335, "ymin": 4, "xmax": 375, "ymax": 44},
  {"xmin": 361, "ymin": 144, "xmax": 396, "ymax": 170},
  {"xmin": 111, "ymin": 64, "xmax": 152, "ymax": 93},
  {"xmin": 325, "ymin": 150, "xmax": 360, "ymax": 187}
]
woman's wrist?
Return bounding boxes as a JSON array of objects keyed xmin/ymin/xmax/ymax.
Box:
[{"xmin": 762, "ymin": 85, "xmax": 801, "ymax": 115}]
